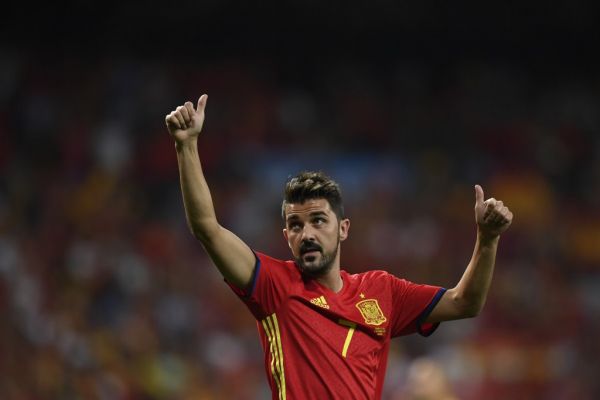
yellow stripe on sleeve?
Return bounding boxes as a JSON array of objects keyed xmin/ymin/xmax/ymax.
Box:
[
  {"xmin": 262, "ymin": 314, "xmax": 286, "ymax": 400},
  {"xmin": 271, "ymin": 314, "xmax": 286, "ymax": 398},
  {"xmin": 262, "ymin": 318, "xmax": 281, "ymax": 397}
]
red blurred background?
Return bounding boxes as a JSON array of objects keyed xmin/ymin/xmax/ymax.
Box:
[{"xmin": 1, "ymin": 1, "xmax": 599, "ymax": 398}]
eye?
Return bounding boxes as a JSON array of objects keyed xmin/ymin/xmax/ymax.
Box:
[
  {"xmin": 313, "ymin": 217, "xmax": 326, "ymax": 225},
  {"xmin": 288, "ymin": 222, "xmax": 302, "ymax": 232}
]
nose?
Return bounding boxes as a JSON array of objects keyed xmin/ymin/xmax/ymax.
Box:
[{"xmin": 300, "ymin": 225, "xmax": 316, "ymax": 242}]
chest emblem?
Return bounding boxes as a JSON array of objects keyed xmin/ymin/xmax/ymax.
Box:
[{"xmin": 356, "ymin": 299, "xmax": 387, "ymax": 326}]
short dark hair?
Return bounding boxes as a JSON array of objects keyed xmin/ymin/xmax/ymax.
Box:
[{"xmin": 282, "ymin": 171, "xmax": 345, "ymax": 221}]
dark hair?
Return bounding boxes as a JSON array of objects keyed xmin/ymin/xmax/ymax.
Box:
[{"xmin": 282, "ymin": 171, "xmax": 345, "ymax": 221}]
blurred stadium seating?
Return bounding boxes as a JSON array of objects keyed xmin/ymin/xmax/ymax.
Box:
[{"xmin": 1, "ymin": 1, "xmax": 599, "ymax": 398}]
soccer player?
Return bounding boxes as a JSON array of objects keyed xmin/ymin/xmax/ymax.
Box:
[{"xmin": 165, "ymin": 95, "xmax": 513, "ymax": 399}]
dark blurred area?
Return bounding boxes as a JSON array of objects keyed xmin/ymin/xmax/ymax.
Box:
[{"xmin": 1, "ymin": 1, "xmax": 599, "ymax": 399}]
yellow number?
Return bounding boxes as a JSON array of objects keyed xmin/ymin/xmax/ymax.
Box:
[{"xmin": 338, "ymin": 319, "xmax": 357, "ymax": 358}]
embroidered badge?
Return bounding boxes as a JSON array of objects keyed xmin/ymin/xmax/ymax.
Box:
[{"xmin": 356, "ymin": 299, "xmax": 387, "ymax": 326}]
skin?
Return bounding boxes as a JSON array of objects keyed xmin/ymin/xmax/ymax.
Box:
[
  {"xmin": 426, "ymin": 184, "xmax": 513, "ymax": 322},
  {"xmin": 165, "ymin": 95, "xmax": 514, "ymax": 322},
  {"xmin": 283, "ymin": 199, "xmax": 350, "ymax": 292},
  {"xmin": 165, "ymin": 95, "xmax": 256, "ymax": 289}
]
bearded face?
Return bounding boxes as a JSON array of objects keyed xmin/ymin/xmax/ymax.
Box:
[
  {"xmin": 283, "ymin": 199, "xmax": 349, "ymax": 278},
  {"xmin": 294, "ymin": 233, "xmax": 340, "ymax": 278}
]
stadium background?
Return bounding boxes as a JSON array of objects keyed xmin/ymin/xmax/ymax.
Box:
[{"xmin": 1, "ymin": 1, "xmax": 599, "ymax": 398}]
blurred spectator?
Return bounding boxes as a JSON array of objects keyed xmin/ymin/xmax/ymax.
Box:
[
  {"xmin": 401, "ymin": 357, "xmax": 458, "ymax": 400},
  {"xmin": 1, "ymin": 3, "xmax": 600, "ymax": 397}
]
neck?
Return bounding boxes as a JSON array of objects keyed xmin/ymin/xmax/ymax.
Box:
[
  {"xmin": 315, "ymin": 268, "xmax": 343, "ymax": 293},
  {"xmin": 315, "ymin": 251, "xmax": 343, "ymax": 293}
]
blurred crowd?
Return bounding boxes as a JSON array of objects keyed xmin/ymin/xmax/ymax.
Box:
[{"xmin": 0, "ymin": 41, "xmax": 599, "ymax": 400}]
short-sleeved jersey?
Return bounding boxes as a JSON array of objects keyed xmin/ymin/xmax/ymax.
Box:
[{"xmin": 228, "ymin": 252, "xmax": 446, "ymax": 400}]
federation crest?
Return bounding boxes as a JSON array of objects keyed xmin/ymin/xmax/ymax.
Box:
[{"xmin": 356, "ymin": 299, "xmax": 387, "ymax": 326}]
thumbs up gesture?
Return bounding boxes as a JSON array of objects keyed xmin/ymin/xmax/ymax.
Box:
[
  {"xmin": 474, "ymin": 185, "xmax": 513, "ymax": 239},
  {"xmin": 165, "ymin": 94, "xmax": 208, "ymax": 145}
]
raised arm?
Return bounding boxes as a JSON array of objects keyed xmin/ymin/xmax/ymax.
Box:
[
  {"xmin": 427, "ymin": 184, "xmax": 513, "ymax": 322},
  {"xmin": 165, "ymin": 95, "xmax": 255, "ymax": 289}
]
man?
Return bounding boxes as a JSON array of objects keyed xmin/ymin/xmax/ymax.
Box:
[{"xmin": 165, "ymin": 95, "xmax": 513, "ymax": 399}]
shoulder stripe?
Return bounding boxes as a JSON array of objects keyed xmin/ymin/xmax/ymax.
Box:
[{"xmin": 262, "ymin": 313, "xmax": 286, "ymax": 399}]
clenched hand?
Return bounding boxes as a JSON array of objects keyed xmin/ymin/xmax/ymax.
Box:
[
  {"xmin": 474, "ymin": 185, "xmax": 513, "ymax": 239},
  {"xmin": 165, "ymin": 94, "xmax": 208, "ymax": 144}
]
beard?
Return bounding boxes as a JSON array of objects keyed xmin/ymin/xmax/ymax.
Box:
[{"xmin": 295, "ymin": 236, "xmax": 340, "ymax": 278}]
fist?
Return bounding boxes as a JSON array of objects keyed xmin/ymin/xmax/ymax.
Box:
[
  {"xmin": 165, "ymin": 94, "xmax": 208, "ymax": 144},
  {"xmin": 474, "ymin": 185, "xmax": 513, "ymax": 238}
]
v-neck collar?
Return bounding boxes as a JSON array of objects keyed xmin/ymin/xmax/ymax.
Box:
[{"xmin": 311, "ymin": 270, "xmax": 348, "ymax": 296}]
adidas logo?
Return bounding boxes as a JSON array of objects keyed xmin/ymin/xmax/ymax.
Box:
[{"xmin": 310, "ymin": 296, "xmax": 330, "ymax": 309}]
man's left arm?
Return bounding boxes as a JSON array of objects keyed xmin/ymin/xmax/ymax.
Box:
[{"xmin": 426, "ymin": 184, "xmax": 513, "ymax": 322}]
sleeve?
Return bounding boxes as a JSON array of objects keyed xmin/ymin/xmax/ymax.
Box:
[
  {"xmin": 388, "ymin": 275, "xmax": 447, "ymax": 337},
  {"xmin": 226, "ymin": 251, "xmax": 293, "ymax": 320}
]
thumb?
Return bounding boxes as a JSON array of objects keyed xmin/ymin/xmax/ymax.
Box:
[
  {"xmin": 197, "ymin": 94, "xmax": 208, "ymax": 113},
  {"xmin": 474, "ymin": 184, "xmax": 484, "ymax": 206}
]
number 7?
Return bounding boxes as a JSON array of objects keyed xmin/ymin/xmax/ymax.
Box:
[{"xmin": 338, "ymin": 319, "xmax": 357, "ymax": 358}]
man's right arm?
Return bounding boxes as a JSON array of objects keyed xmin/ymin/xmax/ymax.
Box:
[{"xmin": 165, "ymin": 95, "xmax": 256, "ymax": 289}]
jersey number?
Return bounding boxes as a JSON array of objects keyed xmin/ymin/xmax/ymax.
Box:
[{"xmin": 338, "ymin": 319, "xmax": 357, "ymax": 358}]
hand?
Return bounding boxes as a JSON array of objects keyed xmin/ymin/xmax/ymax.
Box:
[
  {"xmin": 474, "ymin": 185, "xmax": 513, "ymax": 239},
  {"xmin": 165, "ymin": 94, "xmax": 208, "ymax": 144}
]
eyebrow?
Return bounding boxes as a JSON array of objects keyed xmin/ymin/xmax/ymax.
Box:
[{"xmin": 286, "ymin": 211, "xmax": 328, "ymax": 222}]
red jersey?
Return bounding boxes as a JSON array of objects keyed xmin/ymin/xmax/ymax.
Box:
[{"xmin": 228, "ymin": 252, "xmax": 446, "ymax": 400}]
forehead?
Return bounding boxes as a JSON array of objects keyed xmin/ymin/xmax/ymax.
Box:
[{"xmin": 285, "ymin": 198, "xmax": 333, "ymax": 218}]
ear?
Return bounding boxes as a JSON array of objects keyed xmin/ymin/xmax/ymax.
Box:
[
  {"xmin": 339, "ymin": 218, "xmax": 350, "ymax": 242},
  {"xmin": 283, "ymin": 228, "xmax": 291, "ymax": 248}
]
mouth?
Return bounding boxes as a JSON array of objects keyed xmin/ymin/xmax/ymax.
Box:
[
  {"xmin": 299, "ymin": 241, "xmax": 323, "ymax": 262},
  {"xmin": 302, "ymin": 250, "xmax": 320, "ymax": 257},
  {"xmin": 300, "ymin": 241, "xmax": 321, "ymax": 252},
  {"xmin": 300, "ymin": 248, "xmax": 322, "ymax": 263}
]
